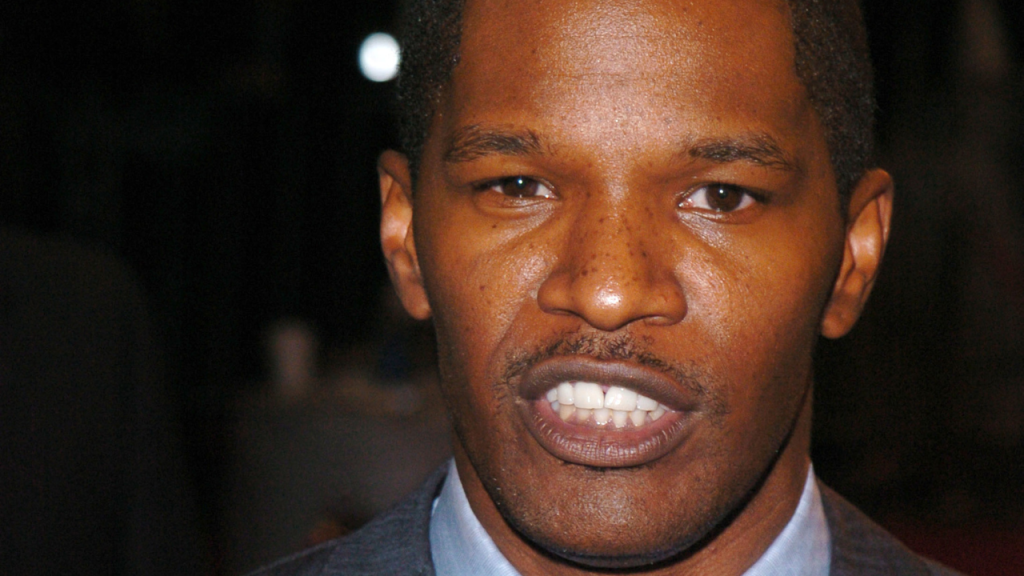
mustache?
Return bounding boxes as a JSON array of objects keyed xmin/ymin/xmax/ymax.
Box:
[{"xmin": 500, "ymin": 332, "xmax": 715, "ymax": 402}]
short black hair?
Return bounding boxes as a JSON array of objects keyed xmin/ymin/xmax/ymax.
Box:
[
  {"xmin": 394, "ymin": 0, "xmax": 465, "ymax": 181},
  {"xmin": 395, "ymin": 0, "xmax": 875, "ymax": 203}
]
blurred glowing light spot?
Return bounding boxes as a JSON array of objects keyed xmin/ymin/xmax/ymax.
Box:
[{"xmin": 359, "ymin": 33, "xmax": 400, "ymax": 82}]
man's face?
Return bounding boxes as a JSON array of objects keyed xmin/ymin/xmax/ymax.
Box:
[{"xmin": 381, "ymin": 0, "xmax": 890, "ymax": 570}]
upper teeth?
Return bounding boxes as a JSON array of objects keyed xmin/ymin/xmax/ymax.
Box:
[{"xmin": 544, "ymin": 382, "xmax": 670, "ymax": 428}]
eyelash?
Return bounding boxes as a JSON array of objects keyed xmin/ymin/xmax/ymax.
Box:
[
  {"xmin": 471, "ymin": 177, "xmax": 762, "ymax": 214},
  {"xmin": 680, "ymin": 183, "xmax": 762, "ymax": 213},
  {"xmin": 473, "ymin": 176, "xmax": 555, "ymax": 199}
]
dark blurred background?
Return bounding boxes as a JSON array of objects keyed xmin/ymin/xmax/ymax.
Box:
[{"xmin": 0, "ymin": 0, "xmax": 1021, "ymax": 574}]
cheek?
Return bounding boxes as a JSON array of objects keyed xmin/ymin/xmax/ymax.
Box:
[
  {"xmin": 418, "ymin": 216, "xmax": 553, "ymax": 393},
  {"xmin": 703, "ymin": 201, "xmax": 840, "ymax": 333},
  {"xmin": 684, "ymin": 228, "xmax": 839, "ymax": 406}
]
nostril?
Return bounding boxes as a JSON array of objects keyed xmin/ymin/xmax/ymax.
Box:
[{"xmin": 643, "ymin": 313, "xmax": 683, "ymax": 327}]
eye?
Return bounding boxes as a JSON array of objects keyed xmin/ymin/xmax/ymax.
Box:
[
  {"xmin": 478, "ymin": 176, "xmax": 555, "ymax": 199},
  {"xmin": 681, "ymin": 183, "xmax": 757, "ymax": 213}
]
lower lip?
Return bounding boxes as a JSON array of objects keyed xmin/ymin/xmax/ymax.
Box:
[{"xmin": 521, "ymin": 398, "xmax": 691, "ymax": 468}]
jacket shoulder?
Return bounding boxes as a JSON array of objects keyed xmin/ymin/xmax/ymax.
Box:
[
  {"xmin": 248, "ymin": 466, "xmax": 447, "ymax": 576},
  {"xmin": 820, "ymin": 484, "xmax": 965, "ymax": 576}
]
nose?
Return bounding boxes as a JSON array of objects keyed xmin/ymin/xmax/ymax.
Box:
[{"xmin": 536, "ymin": 198, "xmax": 687, "ymax": 332}]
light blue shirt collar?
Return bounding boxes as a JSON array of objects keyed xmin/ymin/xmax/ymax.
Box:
[
  {"xmin": 743, "ymin": 465, "xmax": 832, "ymax": 576},
  {"xmin": 430, "ymin": 460, "xmax": 520, "ymax": 576},
  {"xmin": 430, "ymin": 459, "xmax": 831, "ymax": 576}
]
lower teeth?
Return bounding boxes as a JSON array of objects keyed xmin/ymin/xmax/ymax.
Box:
[{"xmin": 552, "ymin": 402, "xmax": 667, "ymax": 429}]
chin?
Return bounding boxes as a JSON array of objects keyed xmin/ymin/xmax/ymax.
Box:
[
  {"xmin": 543, "ymin": 546, "xmax": 687, "ymax": 570},
  {"xmin": 496, "ymin": 483, "xmax": 727, "ymax": 572}
]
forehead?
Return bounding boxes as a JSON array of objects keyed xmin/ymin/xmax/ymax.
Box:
[
  {"xmin": 459, "ymin": 0, "xmax": 794, "ymax": 80},
  {"xmin": 433, "ymin": 0, "xmax": 821, "ymax": 170}
]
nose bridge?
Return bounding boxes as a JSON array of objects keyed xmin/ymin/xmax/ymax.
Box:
[
  {"xmin": 538, "ymin": 190, "xmax": 687, "ymax": 331},
  {"xmin": 571, "ymin": 194, "xmax": 647, "ymax": 294}
]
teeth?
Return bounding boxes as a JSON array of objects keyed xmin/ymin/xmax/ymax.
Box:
[
  {"xmin": 545, "ymin": 383, "xmax": 673, "ymax": 430},
  {"xmin": 636, "ymin": 394, "xmax": 658, "ymax": 411},
  {"xmin": 573, "ymin": 382, "xmax": 604, "ymax": 409},
  {"xmin": 559, "ymin": 404, "xmax": 576, "ymax": 421},
  {"xmin": 630, "ymin": 409, "xmax": 647, "ymax": 427},
  {"xmin": 612, "ymin": 410, "xmax": 628, "ymax": 428},
  {"xmin": 604, "ymin": 386, "xmax": 637, "ymax": 411},
  {"xmin": 557, "ymin": 383, "xmax": 575, "ymax": 405}
]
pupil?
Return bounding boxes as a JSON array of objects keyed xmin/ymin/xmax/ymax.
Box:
[
  {"xmin": 503, "ymin": 177, "xmax": 534, "ymax": 197},
  {"xmin": 710, "ymin": 185, "xmax": 742, "ymax": 211}
]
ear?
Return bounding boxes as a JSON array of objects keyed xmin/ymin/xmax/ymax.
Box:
[
  {"xmin": 820, "ymin": 169, "xmax": 894, "ymax": 339},
  {"xmin": 379, "ymin": 150, "xmax": 432, "ymax": 320}
]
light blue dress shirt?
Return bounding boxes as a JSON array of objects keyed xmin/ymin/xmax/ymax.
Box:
[{"xmin": 430, "ymin": 459, "xmax": 831, "ymax": 575}]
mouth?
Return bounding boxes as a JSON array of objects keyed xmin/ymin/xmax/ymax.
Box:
[
  {"xmin": 544, "ymin": 382, "xmax": 671, "ymax": 428},
  {"xmin": 516, "ymin": 356, "xmax": 699, "ymax": 468}
]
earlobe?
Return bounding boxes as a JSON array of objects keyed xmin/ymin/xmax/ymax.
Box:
[
  {"xmin": 379, "ymin": 150, "xmax": 432, "ymax": 320},
  {"xmin": 820, "ymin": 169, "xmax": 894, "ymax": 339}
]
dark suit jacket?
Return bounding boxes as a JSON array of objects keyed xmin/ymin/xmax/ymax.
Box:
[{"xmin": 251, "ymin": 466, "xmax": 963, "ymax": 576}]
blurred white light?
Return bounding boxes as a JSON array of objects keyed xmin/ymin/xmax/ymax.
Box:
[{"xmin": 359, "ymin": 32, "xmax": 400, "ymax": 82}]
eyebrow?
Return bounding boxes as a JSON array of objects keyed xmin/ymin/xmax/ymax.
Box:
[
  {"xmin": 685, "ymin": 133, "xmax": 801, "ymax": 173},
  {"xmin": 444, "ymin": 125, "xmax": 544, "ymax": 164},
  {"xmin": 443, "ymin": 125, "xmax": 801, "ymax": 173}
]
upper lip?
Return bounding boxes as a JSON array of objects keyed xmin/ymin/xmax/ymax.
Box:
[{"xmin": 517, "ymin": 356, "xmax": 700, "ymax": 412}]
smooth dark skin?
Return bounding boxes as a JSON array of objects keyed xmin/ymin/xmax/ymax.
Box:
[{"xmin": 379, "ymin": 0, "xmax": 893, "ymax": 574}]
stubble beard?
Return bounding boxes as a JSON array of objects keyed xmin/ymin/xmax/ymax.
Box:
[{"xmin": 433, "ymin": 330, "xmax": 794, "ymax": 569}]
